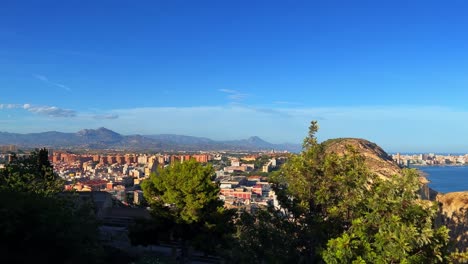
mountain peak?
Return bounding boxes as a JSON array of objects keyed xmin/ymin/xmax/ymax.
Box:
[
  {"xmin": 78, "ymin": 127, "xmax": 117, "ymax": 134},
  {"xmin": 96, "ymin": 127, "xmax": 117, "ymax": 133},
  {"xmin": 247, "ymin": 136, "xmax": 265, "ymax": 143},
  {"xmin": 76, "ymin": 127, "xmax": 122, "ymax": 142}
]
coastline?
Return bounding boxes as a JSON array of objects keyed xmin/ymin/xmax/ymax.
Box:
[
  {"xmin": 414, "ymin": 166, "xmax": 468, "ymax": 194},
  {"xmin": 410, "ymin": 164, "xmax": 468, "ymax": 167}
]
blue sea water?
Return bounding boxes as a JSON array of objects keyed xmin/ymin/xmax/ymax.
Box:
[{"xmin": 415, "ymin": 166, "xmax": 468, "ymax": 194}]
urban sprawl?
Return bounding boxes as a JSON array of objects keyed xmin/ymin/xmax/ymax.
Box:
[
  {"xmin": 393, "ymin": 153, "xmax": 468, "ymax": 166},
  {"xmin": 0, "ymin": 145, "xmax": 285, "ymax": 212},
  {"xmin": 1, "ymin": 145, "xmax": 465, "ymax": 213}
]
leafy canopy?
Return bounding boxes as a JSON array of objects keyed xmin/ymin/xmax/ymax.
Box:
[
  {"xmin": 0, "ymin": 148, "xmax": 104, "ymax": 263},
  {"xmin": 142, "ymin": 159, "xmax": 222, "ymax": 223},
  {"xmin": 0, "ymin": 148, "xmax": 63, "ymax": 195},
  {"xmin": 241, "ymin": 121, "xmax": 451, "ymax": 263},
  {"xmin": 139, "ymin": 159, "xmax": 235, "ymax": 256},
  {"xmin": 322, "ymin": 170, "xmax": 450, "ymax": 264}
]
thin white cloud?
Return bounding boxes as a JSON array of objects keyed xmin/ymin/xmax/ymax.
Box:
[
  {"xmin": 218, "ymin": 89, "xmax": 237, "ymax": 93},
  {"xmin": 1, "ymin": 103, "xmax": 75, "ymax": 117},
  {"xmin": 23, "ymin": 104, "xmax": 76, "ymax": 117},
  {"xmin": 218, "ymin": 89, "xmax": 249, "ymax": 102},
  {"xmin": 273, "ymin": 101, "xmax": 301, "ymax": 106},
  {"xmin": 0, "ymin": 102, "xmax": 120, "ymax": 120},
  {"xmin": 33, "ymin": 74, "xmax": 72, "ymax": 92},
  {"xmin": 93, "ymin": 114, "xmax": 119, "ymax": 120},
  {"xmin": 0, "ymin": 104, "xmax": 21, "ymax": 109},
  {"xmin": 33, "ymin": 74, "xmax": 48, "ymax": 82}
]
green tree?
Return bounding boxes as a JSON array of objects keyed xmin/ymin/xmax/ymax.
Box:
[
  {"xmin": 0, "ymin": 148, "xmax": 63, "ymax": 195},
  {"xmin": 248, "ymin": 120, "xmax": 451, "ymax": 263},
  {"xmin": 322, "ymin": 170, "xmax": 450, "ymax": 263},
  {"xmin": 263, "ymin": 122, "xmax": 376, "ymax": 261},
  {"xmin": 229, "ymin": 207, "xmax": 302, "ymax": 263},
  {"xmin": 139, "ymin": 159, "xmax": 235, "ymax": 259},
  {"xmin": 0, "ymin": 190, "xmax": 104, "ymax": 264},
  {"xmin": 142, "ymin": 159, "xmax": 221, "ymax": 223},
  {"xmin": 0, "ymin": 148, "xmax": 105, "ymax": 263}
]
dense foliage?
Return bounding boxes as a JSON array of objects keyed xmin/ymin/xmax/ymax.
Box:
[
  {"xmin": 0, "ymin": 149, "xmax": 104, "ymax": 264},
  {"xmin": 322, "ymin": 171, "xmax": 449, "ymax": 263},
  {"xmin": 0, "ymin": 190, "xmax": 103, "ymax": 264},
  {"xmin": 0, "ymin": 148, "xmax": 63, "ymax": 195},
  {"xmin": 232, "ymin": 121, "xmax": 451, "ymax": 263},
  {"xmin": 132, "ymin": 121, "xmax": 458, "ymax": 263},
  {"xmin": 138, "ymin": 159, "xmax": 235, "ymax": 256}
]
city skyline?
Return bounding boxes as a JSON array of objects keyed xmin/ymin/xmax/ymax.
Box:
[{"xmin": 2, "ymin": 1, "xmax": 468, "ymax": 152}]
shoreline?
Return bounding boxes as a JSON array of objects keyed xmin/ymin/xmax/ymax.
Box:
[
  {"xmin": 413, "ymin": 166, "xmax": 468, "ymax": 194},
  {"xmin": 409, "ymin": 164, "xmax": 468, "ymax": 168}
]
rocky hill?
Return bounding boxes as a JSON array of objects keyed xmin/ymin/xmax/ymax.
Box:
[
  {"xmin": 322, "ymin": 138, "xmax": 402, "ymax": 179},
  {"xmin": 322, "ymin": 137, "xmax": 468, "ymax": 251}
]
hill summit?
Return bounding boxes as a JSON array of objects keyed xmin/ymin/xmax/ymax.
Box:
[
  {"xmin": 76, "ymin": 127, "xmax": 123, "ymax": 143},
  {"xmin": 322, "ymin": 138, "xmax": 401, "ymax": 179}
]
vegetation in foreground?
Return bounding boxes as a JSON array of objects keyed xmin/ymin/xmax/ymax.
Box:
[
  {"xmin": 0, "ymin": 149, "xmax": 105, "ymax": 263},
  {"xmin": 1, "ymin": 121, "xmax": 468, "ymax": 263},
  {"xmin": 133, "ymin": 121, "xmax": 468, "ymax": 263}
]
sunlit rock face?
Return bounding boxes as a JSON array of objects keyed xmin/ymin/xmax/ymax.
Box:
[
  {"xmin": 323, "ymin": 138, "xmax": 402, "ymax": 179},
  {"xmin": 437, "ymin": 192, "xmax": 468, "ymax": 251}
]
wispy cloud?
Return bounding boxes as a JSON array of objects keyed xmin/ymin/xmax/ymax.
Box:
[
  {"xmin": 218, "ymin": 89, "xmax": 249, "ymax": 102},
  {"xmin": 23, "ymin": 104, "xmax": 76, "ymax": 117},
  {"xmin": 0, "ymin": 104, "xmax": 21, "ymax": 109},
  {"xmin": 93, "ymin": 114, "xmax": 119, "ymax": 120},
  {"xmin": 1, "ymin": 103, "xmax": 76, "ymax": 117},
  {"xmin": 33, "ymin": 74, "xmax": 72, "ymax": 92},
  {"xmin": 273, "ymin": 101, "xmax": 301, "ymax": 106},
  {"xmin": 33, "ymin": 74, "xmax": 48, "ymax": 82},
  {"xmin": 0, "ymin": 102, "xmax": 121, "ymax": 120},
  {"xmin": 246, "ymin": 106, "xmax": 292, "ymax": 117}
]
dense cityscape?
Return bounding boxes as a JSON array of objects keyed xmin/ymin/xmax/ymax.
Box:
[
  {"xmin": 393, "ymin": 153, "xmax": 468, "ymax": 166},
  {"xmin": 0, "ymin": 145, "xmax": 286, "ymax": 209}
]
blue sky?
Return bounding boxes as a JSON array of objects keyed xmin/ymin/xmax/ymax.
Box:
[{"xmin": 1, "ymin": 0, "xmax": 468, "ymax": 152}]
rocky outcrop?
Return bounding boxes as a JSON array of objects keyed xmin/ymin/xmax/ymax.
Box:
[
  {"xmin": 322, "ymin": 138, "xmax": 440, "ymax": 200},
  {"xmin": 437, "ymin": 192, "xmax": 468, "ymax": 251},
  {"xmin": 418, "ymin": 176, "xmax": 440, "ymax": 201},
  {"xmin": 322, "ymin": 138, "xmax": 402, "ymax": 179},
  {"xmin": 322, "ymin": 138, "xmax": 467, "ymax": 250}
]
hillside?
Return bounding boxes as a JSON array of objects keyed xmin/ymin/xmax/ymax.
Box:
[
  {"xmin": 322, "ymin": 138, "xmax": 402, "ymax": 179},
  {"xmin": 322, "ymin": 137, "xmax": 467, "ymax": 251}
]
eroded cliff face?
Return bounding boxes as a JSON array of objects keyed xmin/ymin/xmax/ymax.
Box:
[
  {"xmin": 437, "ymin": 192, "xmax": 468, "ymax": 250},
  {"xmin": 322, "ymin": 138, "xmax": 467, "ymax": 250}
]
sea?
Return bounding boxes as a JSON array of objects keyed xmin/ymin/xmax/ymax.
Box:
[{"xmin": 414, "ymin": 166, "xmax": 468, "ymax": 194}]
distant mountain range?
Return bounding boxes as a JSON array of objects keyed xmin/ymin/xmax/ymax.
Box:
[{"xmin": 0, "ymin": 127, "xmax": 301, "ymax": 152}]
